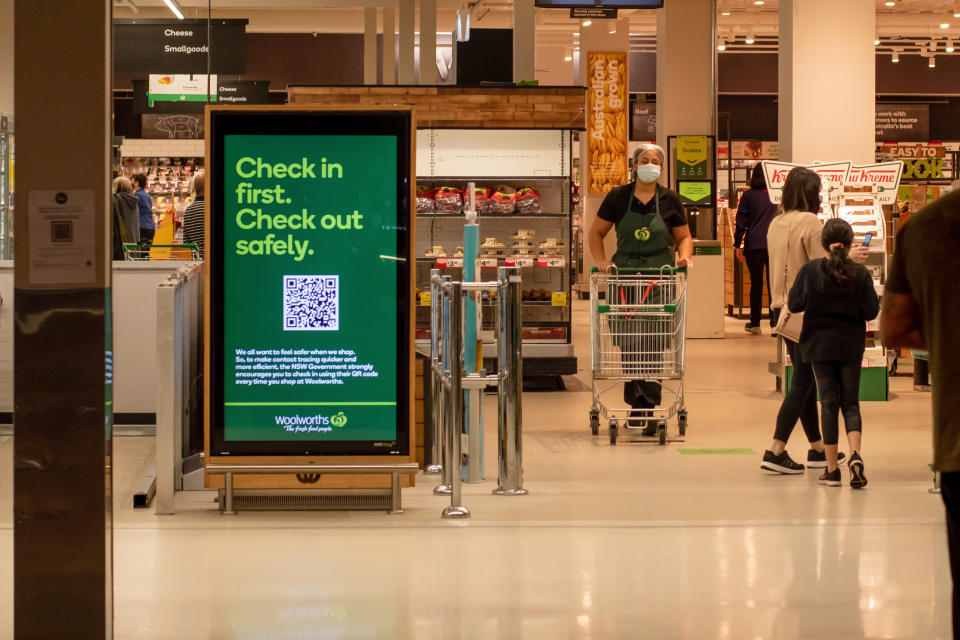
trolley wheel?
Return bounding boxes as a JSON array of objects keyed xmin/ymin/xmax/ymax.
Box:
[
  {"xmin": 609, "ymin": 421, "xmax": 619, "ymax": 445},
  {"xmin": 657, "ymin": 421, "xmax": 667, "ymax": 446},
  {"xmin": 678, "ymin": 411, "xmax": 688, "ymax": 437},
  {"xmin": 590, "ymin": 411, "xmax": 600, "ymax": 436}
]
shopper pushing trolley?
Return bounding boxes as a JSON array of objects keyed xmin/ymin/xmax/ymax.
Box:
[{"xmin": 587, "ymin": 144, "xmax": 692, "ymax": 444}]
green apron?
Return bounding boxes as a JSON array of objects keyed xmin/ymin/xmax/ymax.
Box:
[{"xmin": 611, "ymin": 187, "xmax": 676, "ymax": 270}]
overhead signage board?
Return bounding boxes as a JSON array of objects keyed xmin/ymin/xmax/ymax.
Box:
[
  {"xmin": 536, "ymin": 0, "xmax": 662, "ymax": 7},
  {"xmin": 148, "ymin": 74, "xmax": 217, "ymax": 106},
  {"xmin": 134, "ymin": 79, "xmax": 271, "ymax": 114},
  {"xmin": 207, "ymin": 107, "xmax": 414, "ymax": 457},
  {"xmin": 875, "ymin": 104, "xmax": 930, "ymax": 143},
  {"xmin": 570, "ymin": 7, "xmax": 618, "ymax": 18},
  {"xmin": 880, "ymin": 144, "xmax": 946, "ymax": 159},
  {"xmin": 846, "ymin": 161, "xmax": 904, "ymax": 204},
  {"xmin": 587, "ymin": 52, "xmax": 628, "ymax": 194},
  {"xmin": 113, "ymin": 19, "xmax": 247, "ymax": 74}
]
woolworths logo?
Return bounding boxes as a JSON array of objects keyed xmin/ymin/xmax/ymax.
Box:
[
  {"xmin": 331, "ymin": 412, "xmax": 348, "ymax": 428},
  {"xmin": 273, "ymin": 411, "xmax": 348, "ymax": 433}
]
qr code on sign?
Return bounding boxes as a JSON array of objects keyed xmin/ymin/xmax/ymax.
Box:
[{"xmin": 283, "ymin": 275, "xmax": 339, "ymax": 331}]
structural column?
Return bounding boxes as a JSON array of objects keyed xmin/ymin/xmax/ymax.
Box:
[
  {"xmin": 779, "ymin": 0, "xmax": 875, "ymax": 163},
  {"xmin": 364, "ymin": 7, "xmax": 378, "ymax": 85},
  {"xmin": 14, "ymin": 0, "xmax": 113, "ymax": 637},
  {"xmin": 382, "ymin": 8, "xmax": 396, "ymax": 85},
  {"xmin": 655, "ymin": 0, "xmax": 717, "ymax": 154},
  {"xmin": 419, "ymin": 0, "xmax": 437, "ymax": 84},
  {"xmin": 0, "ymin": 0, "xmax": 12, "ymax": 116},
  {"xmin": 398, "ymin": 0, "xmax": 416, "ymax": 84},
  {"xmin": 513, "ymin": 0, "xmax": 535, "ymax": 83}
]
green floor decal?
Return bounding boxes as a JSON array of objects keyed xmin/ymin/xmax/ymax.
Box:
[{"xmin": 677, "ymin": 448, "xmax": 756, "ymax": 455}]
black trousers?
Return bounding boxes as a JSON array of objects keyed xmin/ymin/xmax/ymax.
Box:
[
  {"xmin": 139, "ymin": 227, "xmax": 155, "ymax": 245},
  {"xmin": 811, "ymin": 361, "xmax": 862, "ymax": 446},
  {"xmin": 773, "ymin": 340, "xmax": 822, "ymax": 445},
  {"xmin": 744, "ymin": 248, "xmax": 773, "ymax": 327},
  {"xmin": 943, "ymin": 472, "xmax": 960, "ymax": 639}
]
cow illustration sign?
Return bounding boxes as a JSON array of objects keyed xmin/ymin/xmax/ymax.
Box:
[{"xmin": 205, "ymin": 107, "xmax": 414, "ymax": 457}]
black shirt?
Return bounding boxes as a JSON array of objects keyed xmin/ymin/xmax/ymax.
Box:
[
  {"xmin": 597, "ymin": 183, "xmax": 687, "ymax": 229},
  {"xmin": 788, "ymin": 258, "xmax": 880, "ymax": 363}
]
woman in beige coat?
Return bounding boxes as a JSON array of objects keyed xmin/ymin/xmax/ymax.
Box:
[{"xmin": 760, "ymin": 167, "xmax": 842, "ymax": 474}]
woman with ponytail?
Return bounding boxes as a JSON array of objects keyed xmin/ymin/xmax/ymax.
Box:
[{"xmin": 787, "ymin": 218, "xmax": 880, "ymax": 488}]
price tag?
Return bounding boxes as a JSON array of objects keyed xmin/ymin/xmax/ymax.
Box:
[
  {"xmin": 436, "ymin": 257, "xmax": 463, "ymax": 268},
  {"xmin": 479, "ymin": 257, "xmax": 500, "ymax": 269},
  {"xmin": 505, "ymin": 256, "xmax": 535, "ymax": 268},
  {"xmin": 420, "ymin": 293, "xmax": 432, "ymax": 307},
  {"xmin": 551, "ymin": 292, "xmax": 568, "ymax": 307},
  {"xmin": 538, "ymin": 256, "xmax": 566, "ymax": 268}
]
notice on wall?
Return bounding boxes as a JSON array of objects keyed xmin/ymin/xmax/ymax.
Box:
[
  {"xmin": 875, "ymin": 104, "xmax": 930, "ymax": 143},
  {"xmin": 587, "ymin": 52, "xmax": 628, "ymax": 194},
  {"xmin": 27, "ymin": 190, "xmax": 97, "ymax": 286},
  {"xmin": 209, "ymin": 110, "xmax": 412, "ymax": 456}
]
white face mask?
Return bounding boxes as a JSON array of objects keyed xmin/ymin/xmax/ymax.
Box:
[{"xmin": 635, "ymin": 164, "xmax": 661, "ymax": 184}]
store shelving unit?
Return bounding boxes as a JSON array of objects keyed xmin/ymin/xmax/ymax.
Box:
[
  {"xmin": 414, "ymin": 128, "xmax": 577, "ymax": 380},
  {"xmin": 0, "ymin": 116, "xmax": 13, "ymax": 260}
]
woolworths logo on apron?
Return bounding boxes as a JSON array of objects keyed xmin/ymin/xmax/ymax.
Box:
[{"xmin": 634, "ymin": 227, "xmax": 651, "ymax": 242}]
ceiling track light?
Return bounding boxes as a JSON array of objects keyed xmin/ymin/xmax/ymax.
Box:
[
  {"xmin": 582, "ymin": 19, "xmax": 592, "ymax": 27},
  {"xmin": 948, "ymin": 40, "xmax": 956, "ymax": 53},
  {"xmin": 745, "ymin": 31, "xmax": 755, "ymax": 45},
  {"xmin": 930, "ymin": 56, "xmax": 937, "ymax": 68},
  {"xmin": 609, "ymin": 21, "xmax": 617, "ymax": 35},
  {"xmin": 892, "ymin": 50, "xmax": 899, "ymax": 63},
  {"xmin": 161, "ymin": 0, "xmax": 184, "ymax": 20},
  {"xmin": 717, "ymin": 38, "xmax": 726, "ymax": 51}
]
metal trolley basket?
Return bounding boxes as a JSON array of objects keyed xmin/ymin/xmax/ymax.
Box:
[
  {"xmin": 122, "ymin": 243, "xmax": 200, "ymax": 261},
  {"xmin": 589, "ymin": 266, "xmax": 688, "ymax": 445}
]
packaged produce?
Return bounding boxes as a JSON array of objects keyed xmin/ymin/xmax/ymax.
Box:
[
  {"xmin": 467, "ymin": 187, "xmax": 491, "ymax": 213},
  {"xmin": 434, "ymin": 186, "xmax": 463, "ymax": 214},
  {"xmin": 514, "ymin": 187, "xmax": 542, "ymax": 214},
  {"xmin": 416, "ymin": 184, "xmax": 436, "ymax": 213},
  {"xmin": 490, "ymin": 186, "xmax": 517, "ymax": 214},
  {"xmin": 425, "ymin": 245, "xmax": 447, "ymax": 258},
  {"xmin": 480, "ymin": 237, "xmax": 506, "ymax": 256}
]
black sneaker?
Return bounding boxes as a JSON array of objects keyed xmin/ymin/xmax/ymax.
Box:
[
  {"xmin": 818, "ymin": 468, "xmax": 842, "ymax": 486},
  {"xmin": 761, "ymin": 450, "xmax": 805, "ymax": 474},
  {"xmin": 807, "ymin": 449, "xmax": 847, "ymax": 468},
  {"xmin": 849, "ymin": 452, "xmax": 868, "ymax": 489}
]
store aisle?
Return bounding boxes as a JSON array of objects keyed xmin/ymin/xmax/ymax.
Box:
[{"xmin": 0, "ymin": 307, "xmax": 951, "ymax": 639}]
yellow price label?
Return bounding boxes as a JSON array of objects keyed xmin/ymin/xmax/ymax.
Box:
[
  {"xmin": 420, "ymin": 293, "xmax": 432, "ymax": 307},
  {"xmin": 551, "ymin": 292, "xmax": 568, "ymax": 307}
]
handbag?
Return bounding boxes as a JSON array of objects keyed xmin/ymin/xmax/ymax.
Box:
[{"xmin": 774, "ymin": 230, "xmax": 804, "ymax": 343}]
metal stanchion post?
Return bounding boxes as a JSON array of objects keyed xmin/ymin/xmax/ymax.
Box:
[
  {"xmin": 493, "ymin": 268, "xmax": 528, "ymax": 496},
  {"xmin": 442, "ymin": 281, "xmax": 470, "ymax": 518},
  {"xmin": 425, "ymin": 269, "xmax": 443, "ymax": 475},
  {"xmin": 434, "ymin": 276, "xmax": 453, "ymax": 496}
]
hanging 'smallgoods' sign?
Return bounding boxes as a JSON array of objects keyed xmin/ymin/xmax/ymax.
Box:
[
  {"xmin": 206, "ymin": 107, "xmax": 414, "ymax": 458},
  {"xmin": 114, "ymin": 19, "xmax": 247, "ymax": 74},
  {"xmin": 587, "ymin": 52, "xmax": 628, "ymax": 194},
  {"xmin": 762, "ymin": 160, "xmax": 904, "ymax": 205}
]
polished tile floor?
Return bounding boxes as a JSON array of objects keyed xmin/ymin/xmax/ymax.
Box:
[{"xmin": 0, "ymin": 307, "xmax": 952, "ymax": 638}]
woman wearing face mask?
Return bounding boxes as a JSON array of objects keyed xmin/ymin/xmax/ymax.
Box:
[{"xmin": 589, "ymin": 143, "xmax": 693, "ymax": 434}]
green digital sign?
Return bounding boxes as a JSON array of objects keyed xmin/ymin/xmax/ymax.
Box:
[{"xmin": 208, "ymin": 109, "xmax": 412, "ymax": 456}]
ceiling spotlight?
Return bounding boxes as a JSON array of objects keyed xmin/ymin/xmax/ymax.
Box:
[
  {"xmin": 948, "ymin": 40, "xmax": 956, "ymax": 52},
  {"xmin": 582, "ymin": 19, "xmax": 592, "ymax": 26},
  {"xmin": 754, "ymin": 0, "xmax": 764, "ymax": 4},
  {"xmin": 885, "ymin": 0, "xmax": 895, "ymax": 5},
  {"xmin": 955, "ymin": 6, "xmax": 960, "ymax": 18},
  {"xmin": 942, "ymin": 22, "xmax": 951, "ymax": 29},
  {"xmin": 564, "ymin": 54, "xmax": 572, "ymax": 61},
  {"xmin": 930, "ymin": 56, "xmax": 937, "ymax": 67},
  {"xmin": 874, "ymin": 38, "xmax": 881, "ymax": 45},
  {"xmin": 717, "ymin": 39, "xmax": 726, "ymax": 51},
  {"xmin": 745, "ymin": 31, "xmax": 755, "ymax": 44},
  {"xmin": 892, "ymin": 50, "xmax": 899, "ymax": 63},
  {"xmin": 609, "ymin": 23, "xmax": 617, "ymax": 34},
  {"xmin": 721, "ymin": 10, "xmax": 731, "ymax": 15}
]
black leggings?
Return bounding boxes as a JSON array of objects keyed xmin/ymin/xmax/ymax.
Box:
[
  {"xmin": 941, "ymin": 472, "xmax": 960, "ymax": 638},
  {"xmin": 773, "ymin": 340, "xmax": 822, "ymax": 444},
  {"xmin": 811, "ymin": 361, "xmax": 863, "ymax": 446},
  {"xmin": 744, "ymin": 248, "xmax": 773, "ymax": 328}
]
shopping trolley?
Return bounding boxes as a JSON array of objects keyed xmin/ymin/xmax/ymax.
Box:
[
  {"xmin": 589, "ymin": 266, "xmax": 688, "ymax": 445},
  {"xmin": 122, "ymin": 243, "xmax": 200, "ymax": 261}
]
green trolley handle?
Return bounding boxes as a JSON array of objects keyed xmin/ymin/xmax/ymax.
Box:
[{"xmin": 597, "ymin": 303, "xmax": 677, "ymax": 314}]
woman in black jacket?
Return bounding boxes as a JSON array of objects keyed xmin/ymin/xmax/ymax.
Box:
[
  {"xmin": 735, "ymin": 164, "xmax": 778, "ymax": 334},
  {"xmin": 788, "ymin": 219, "xmax": 880, "ymax": 488}
]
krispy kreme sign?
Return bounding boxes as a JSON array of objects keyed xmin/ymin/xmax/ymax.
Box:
[
  {"xmin": 762, "ymin": 160, "xmax": 902, "ymax": 204},
  {"xmin": 846, "ymin": 161, "xmax": 904, "ymax": 204}
]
